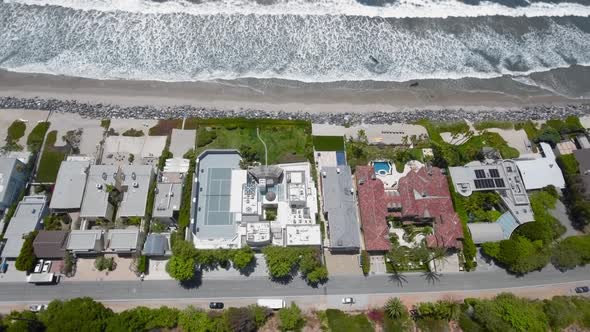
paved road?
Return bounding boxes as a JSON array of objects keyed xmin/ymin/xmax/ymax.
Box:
[{"xmin": 0, "ymin": 265, "xmax": 588, "ymax": 303}]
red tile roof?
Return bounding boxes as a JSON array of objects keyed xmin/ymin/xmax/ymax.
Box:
[
  {"xmin": 356, "ymin": 165, "xmax": 463, "ymax": 251},
  {"xmin": 396, "ymin": 166, "xmax": 463, "ymax": 249},
  {"xmin": 356, "ymin": 166, "xmax": 392, "ymax": 252}
]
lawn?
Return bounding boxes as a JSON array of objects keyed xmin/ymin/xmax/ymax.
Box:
[
  {"xmin": 473, "ymin": 120, "xmax": 514, "ymax": 131},
  {"xmin": 4, "ymin": 120, "xmax": 26, "ymax": 151},
  {"xmin": 325, "ymin": 309, "xmax": 375, "ymax": 332},
  {"xmin": 36, "ymin": 131, "xmax": 68, "ymax": 183},
  {"xmin": 418, "ymin": 120, "xmax": 519, "ymax": 166},
  {"xmin": 191, "ymin": 119, "xmax": 312, "ymax": 165},
  {"xmin": 312, "ymin": 135, "xmax": 345, "ymax": 151},
  {"xmin": 26, "ymin": 122, "xmax": 50, "ymax": 153}
]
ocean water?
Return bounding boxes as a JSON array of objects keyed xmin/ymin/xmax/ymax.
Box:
[{"xmin": 0, "ymin": 0, "xmax": 590, "ymax": 84}]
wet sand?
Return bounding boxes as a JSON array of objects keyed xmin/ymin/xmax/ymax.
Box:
[{"xmin": 0, "ymin": 66, "xmax": 589, "ymax": 114}]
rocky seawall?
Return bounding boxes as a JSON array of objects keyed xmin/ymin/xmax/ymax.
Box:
[{"xmin": 1, "ymin": 96, "xmax": 590, "ymax": 124}]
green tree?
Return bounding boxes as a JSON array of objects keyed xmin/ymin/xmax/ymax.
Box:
[
  {"xmin": 470, "ymin": 293, "xmax": 549, "ymax": 332},
  {"xmin": 385, "ymin": 297, "xmax": 406, "ymax": 319},
  {"xmin": 105, "ymin": 306, "xmax": 179, "ymax": 332},
  {"xmin": 262, "ymin": 246, "xmax": 300, "ymax": 279},
  {"xmin": 177, "ymin": 306, "xmax": 219, "ymax": 332},
  {"xmin": 39, "ymin": 297, "xmax": 114, "ymax": 332},
  {"xmin": 551, "ymin": 235, "xmax": 590, "ymax": 270},
  {"xmin": 232, "ymin": 246, "xmax": 255, "ymax": 270},
  {"xmin": 248, "ymin": 305, "xmax": 272, "ymax": 328},
  {"xmin": 166, "ymin": 255, "xmax": 196, "ymax": 282},
  {"xmin": 278, "ymin": 303, "xmax": 303, "ymax": 331},
  {"xmin": 223, "ymin": 307, "xmax": 256, "ymax": 332},
  {"xmin": 15, "ymin": 231, "xmax": 38, "ymax": 272},
  {"xmin": 536, "ymin": 127, "xmax": 561, "ymax": 147},
  {"xmin": 305, "ymin": 266, "xmax": 328, "ymax": 284}
]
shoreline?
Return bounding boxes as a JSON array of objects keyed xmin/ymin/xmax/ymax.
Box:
[{"xmin": 1, "ymin": 68, "xmax": 590, "ymax": 123}]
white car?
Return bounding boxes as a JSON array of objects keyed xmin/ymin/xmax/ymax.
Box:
[
  {"xmin": 342, "ymin": 297, "xmax": 355, "ymax": 304},
  {"xmin": 42, "ymin": 261, "xmax": 52, "ymax": 273},
  {"xmin": 28, "ymin": 304, "xmax": 48, "ymax": 312},
  {"xmin": 34, "ymin": 260, "xmax": 44, "ymax": 273}
]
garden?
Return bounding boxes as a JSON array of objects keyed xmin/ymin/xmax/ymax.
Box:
[
  {"xmin": 4, "ymin": 291, "xmax": 590, "ymax": 331},
  {"xmin": 36, "ymin": 130, "xmax": 68, "ymax": 182}
]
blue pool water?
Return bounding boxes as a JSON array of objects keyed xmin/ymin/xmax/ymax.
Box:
[{"xmin": 373, "ymin": 161, "xmax": 391, "ymax": 174}]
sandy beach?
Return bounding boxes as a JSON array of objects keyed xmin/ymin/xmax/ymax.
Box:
[{"xmin": 0, "ymin": 67, "xmax": 589, "ymax": 115}]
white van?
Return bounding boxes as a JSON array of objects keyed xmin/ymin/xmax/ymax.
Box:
[{"xmin": 257, "ymin": 299, "xmax": 286, "ymax": 310}]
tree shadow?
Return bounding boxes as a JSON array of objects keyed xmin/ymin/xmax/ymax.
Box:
[
  {"xmin": 238, "ymin": 258, "xmax": 258, "ymax": 277},
  {"xmin": 179, "ymin": 270, "xmax": 203, "ymax": 289},
  {"xmin": 388, "ymin": 272, "xmax": 408, "ymax": 288},
  {"xmin": 422, "ymin": 271, "xmax": 442, "ymax": 285}
]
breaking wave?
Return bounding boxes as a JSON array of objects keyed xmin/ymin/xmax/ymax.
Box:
[
  {"xmin": 5, "ymin": 0, "xmax": 590, "ymax": 18},
  {"xmin": 0, "ymin": 1, "xmax": 590, "ymax": 83}
]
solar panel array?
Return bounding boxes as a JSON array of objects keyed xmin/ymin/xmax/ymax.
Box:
[
  {"xmin": 473, "ymin": 168, "xmax": 507, "ymax": 189},
  {"xmin": 489, "ymin": 169, "xmax": 500, "ymax": 178}
]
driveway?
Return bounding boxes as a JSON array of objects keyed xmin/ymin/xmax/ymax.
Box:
[
  {"xmin": 325, "ymin": 251, "xmax": 362, "ymax": 275},
  {"xmin": 66, "ymin": 256, "xmax": 139, "ymax": 282},
  {"xmin": 551, "ymin": 200, "xmax": 581, "ymax": 239}
]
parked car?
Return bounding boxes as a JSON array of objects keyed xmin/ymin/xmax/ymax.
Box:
[
  {"xmin": 42, "ymin": 261, "xmax": 52, "ymax": 273},
  {"xmin": 209, "ymin": 302, "xmax": 224, "ymax": 309},
  {"xmin": 342, "ymin": 297, "xmax": 354, "ymax": 304},
  {"xmin": 34, "ymin": 260, "xmax": 44, "ymax": 273},
  {"xmin": 28, "ymin": 304, "xmax": 48, "ymax": 312},
  {"xmin": 575, "ymin": 286, "xmax": 590, "ymax": 294}
]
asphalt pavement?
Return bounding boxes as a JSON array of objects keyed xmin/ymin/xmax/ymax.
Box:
[{"xmin": 0, "ymin": 264, "xmax": 588, "ymax": 304}]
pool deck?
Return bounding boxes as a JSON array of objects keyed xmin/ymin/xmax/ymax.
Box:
[{"xmin": 375, "ymin": 160, "xmax": 424, "ymax": 189}]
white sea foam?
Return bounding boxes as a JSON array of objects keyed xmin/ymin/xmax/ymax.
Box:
[
  {"xmin": 5, "ymin": 0, "xmax": 590, "ymax": 18},
  {"xmin": 1, "ymin": 2, "xmax": 590, "ymax": 84}
]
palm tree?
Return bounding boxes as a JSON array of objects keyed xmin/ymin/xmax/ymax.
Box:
[{"xmin": 385, "ymin": 297, "xmax": 407, "ymax": 319}]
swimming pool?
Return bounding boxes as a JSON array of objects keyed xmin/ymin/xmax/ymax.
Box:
[{"xmin": 373, "ymin": 161, "xmax": 391, "ymax": 175}]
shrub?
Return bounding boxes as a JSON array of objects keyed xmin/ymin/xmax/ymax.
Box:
[
  {"xmin": 197, "ymin": 129, "xmax": 218, "ymax": 147},
  {"xmin": 385, "ymin": 297, "xmax": 407, "ymax": 320},
  {"xmin": 137, "ymin": 255, "xmax": 148, "ymax": 274},
  {"xmin": 122, "ymin": 128, "xmax": 145, "ymax": 137},
  {"xmin": 248, "ymin": 305, "xmax": 272, "ymax": 328},
  {"xmin": 95, "ymin": 257, "xmax": 116, "ymax": 271},
  {"xmin": 361, "ymin": 250, "xmax": 370, "ymax": 275},
  {"xmin": 551, "ymin": 235, "xmax": 590, "ymax": 270},
  {"xmin": 278, "ymin": 303, "xmax": 303, "ymax": 331},
  {"xmin": 223, "ymin": 307, "xmax": 256, "ymax": 332},
  {"xmin": 15, "ymin": 231, "xmax": 38, "ymax": 272},
  {"xmin": 100, "ymin": 119, "xmax": 111, "ymax": 129}
]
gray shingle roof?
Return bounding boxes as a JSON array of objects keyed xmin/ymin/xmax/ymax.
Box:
[
  {"xmin": 118, "ymin": 165, "xmax": 154, "ymax": 218},
  {"xmin": 50, "ymin": 160, "xmax": 90, "ymax": 210},
  {"xmin": 33, "ymin": 230, "xmax": 68, "ymax": 258},
  {"xmin": 0, "ymin": 157, "xmax": 27, "ymax": 211},
  {"xmin": 143, "ymin": 233, "xmax": 170, "ymax": 256},
  {"xmin": 80, "ymin": 165, "xmax": 118, "ymax": 218},
  {"xmin": 2, "ymin": 196, "xmax": 48, "ymax": 258},
  {"xmin": 153, "ymin": 183, "xmax": 182, "ymax": 218},
  {"xmin": 106, "ymin": 229, "xmax": 139, "ymax": 251},
  {"xmin": 67, "ymin": 230, "xmax": 104, "ymax": 251},
  {"xmin": 321, "ymin": 166, "xmax": 361, "ymax": 250}
]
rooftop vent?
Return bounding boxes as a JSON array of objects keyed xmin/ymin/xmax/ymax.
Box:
[
  {"xmin": 96, "ymin": 183, "xmax": 103, "ymax": 190},
  {"xmin": 336, "ymin": 168, "xmax": 341, "ymax": 174},
  {"xmin": 132, "ymin": 172, "xmax": 136, "ymax": 180},
  {"xmin": 132, "ymin": 182, "xmax": 139, "ymax": 188},
  {"xmin": 102, "ymin": 172, "xmax": 107, "ymax": 180}
]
